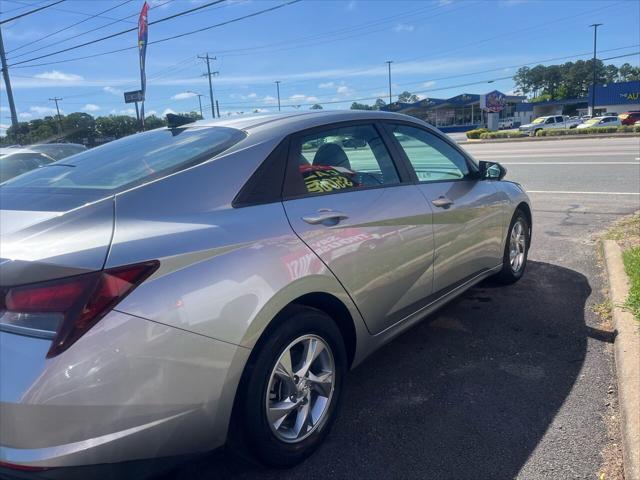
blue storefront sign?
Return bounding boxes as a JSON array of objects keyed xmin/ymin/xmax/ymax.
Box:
[{"xmin": 588, "ymin": 80, "xmax": 640, "ymax": 105}]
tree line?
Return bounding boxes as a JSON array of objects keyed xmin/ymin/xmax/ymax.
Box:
[
  {"xmin": 0, "ymin": 111, "xmax": 201, "ymax": 146},
  {"xmin": 513, "ymin": 61, "xmax": 639, "ymax": 101}
]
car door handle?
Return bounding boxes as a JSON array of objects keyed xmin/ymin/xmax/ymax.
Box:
[
  {"xmin": 302, "ymin": 209, "xmax": 349, "ymax": 225},
  {"xmin": 431, "ymin": 196, "xmax": 454, "ymax": 208}
]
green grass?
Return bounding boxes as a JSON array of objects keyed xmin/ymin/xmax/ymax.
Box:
[{"xmin": 623, "ymin": 246, "xmax": 640, "ymax": 321}]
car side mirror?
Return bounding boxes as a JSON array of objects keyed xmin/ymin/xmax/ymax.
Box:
[{"xmin": 479, "ymin": 161, "xmax": 507, "ymax": 180}]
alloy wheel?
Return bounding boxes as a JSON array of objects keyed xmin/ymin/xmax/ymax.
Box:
[
  {"xmin": 265, "ymin": 334, "xmax": 335, "ymax": 443},
  {"xmin": 509, "ymin": 219, "xmax": 526, "ymax": 272}
]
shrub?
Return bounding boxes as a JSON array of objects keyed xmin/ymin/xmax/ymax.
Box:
[
  {"xmin": 479, "ymin": 130, "xmax": 527, "ymax": 139},
  {"xmin": 466, "ymin": 128, "xmax": 488, "ymax": 139}
]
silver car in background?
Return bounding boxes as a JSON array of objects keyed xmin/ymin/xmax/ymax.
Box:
[{"xmin": 0, "ymin": 111, "xmax": 531, "ymax": 478}]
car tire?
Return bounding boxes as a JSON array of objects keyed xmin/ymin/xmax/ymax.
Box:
[
  {"xmin": 237, "ymin": 306, "xmax": 346, "ymax": 468},
  {"xmin": 494, "ymin": 209, "xmax": 530, "ymax": 284}
]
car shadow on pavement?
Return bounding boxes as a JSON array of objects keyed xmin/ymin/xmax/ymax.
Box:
[{"xmin": 164, "ymin": 260, "xmax": 599, "ymax": 480}]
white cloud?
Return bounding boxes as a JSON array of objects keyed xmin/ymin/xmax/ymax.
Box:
[
  {"xmin": 346, "ymin": 1, "xmax": 356, "ymax": 10},
  {"xmin": 171, "ymin": 91, "xmax": 197, "ymax": 100},
  {"xmin": 394, "ymin": 23, "xmax": 415, "ymax": 33},
  {"xmin": 336, "ymin": 85, "xmax": 353, "ymax": 95},
  {"xmin": 30, "ymin": 106, "xmax": 59, "ymax": 115},
  {"xmin": 289, "ymin": 94, "xmax": 319, "ymax": 104},
  {"xmin": 262, "ymin": 95, "xmax": 277, "ymax": 105},
  {"xmin": 162, "ymin": 108, "xmax": 177, "ymax": 116},
  {"xmin": 439, "ymin": 0, "xmax": 453, "ymax": 5},
  {"xmin": 103, "ymin": 86, "xmax": 123, "ymax": 96},
  {"xmin": 109, "ymin": 108, "xmax": 136, "ymax": 116},
  {"xmin": 146, "ymin": 110, "xmax": 158, "ymax": 116},
  {"xmin": 247, "ymin": 92, "xmax": 258, "ymax": 99},
  {"xmin": 82, "ymin": 104, "xmax": 101, "ymax": 112},
  {"xmin": 18, "ymin": 112, "xmax": 33, "ymax": 119},
  {"xmin": 34, "ymin": 70, "xmax": 83, "ymax": 82},
  {"xmin": 0, "ymin": 106, "xmax": 8, "ymax": 112},
  {"xmin": 319, "ymin": 82, "xmax": 335, "ymax": 89},
  {"xmin": 423, "ymin": 81, "xmax": 436, "ymax": 88}
]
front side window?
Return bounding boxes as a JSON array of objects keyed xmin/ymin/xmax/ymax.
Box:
[
  {"xmin": 1, "ymin": 126, "xmax": 246, "ymax": 192},
  {"xmin": 545, "ymin": 117, "xmax": 555, "ymax": 124},
  {"xmin": 555, "ymin": 116, "xmax": 565, "ymax": 123},
  {"xmin": 388, "ymin": 124, "xmax": 469, "ymax": 182},
  {"xmin": 292, "ymin": 124, "xmax": 399, "ymax": 196}
]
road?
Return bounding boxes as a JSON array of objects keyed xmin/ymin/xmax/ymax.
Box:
[{"xmin": 166, "ymin": 137, "xmax": 639, "ymax": 480}]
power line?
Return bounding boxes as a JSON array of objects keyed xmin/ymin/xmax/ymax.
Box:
[
  {"xmin": 8, "ymin": 0, "xmax": 227, "ymax": 66},
  {"xmin": 2, "ymin": 0, "xmax": 138, "ymax": 24},
  {"xmin": 0, "ymin": 0, "xmax": 49, "ymax": 16},
  {"xmin": 10, "ymin": 0, "xmax": 304, "ymax": 69},
  {"xmin": 0, "ymin": 0, "xmax": 65, "ymax": 25},
  {"xmin": 7, "ymin": 0, "xmax": 173, "ymax": 60},
  {"xmin": 190, "ymin": 46, "xmax": 640, "ymax": 109},
  {"xmin": 6, "ymin": 0, "xmax": 135, "ymax": 55}
]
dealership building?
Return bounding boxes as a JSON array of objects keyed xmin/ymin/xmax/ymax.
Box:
[{"xmin": 382, "ymin": 80, "xmax": 640, "ymax": 132}]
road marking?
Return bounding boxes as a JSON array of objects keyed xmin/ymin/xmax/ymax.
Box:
[
  {"xmin": 472, "ymin": 153, "xmax": 637, "ymax": 158},
  {"xmin": 528, "ymin": 190, "xmax": 640, "ymax": 195},
  {"xmin": 500, "ymin": 162, "xmax": 640, "ymax": 165}
]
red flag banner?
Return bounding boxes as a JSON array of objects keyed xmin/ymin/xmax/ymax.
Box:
[{"xmin": 138, "ymin": 1, "xmax": 149, "ymax": 99}]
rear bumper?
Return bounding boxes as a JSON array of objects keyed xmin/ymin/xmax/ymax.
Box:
[{"xmin": 0, "ymin": 310, "xmax": 250, "ymax": 471}]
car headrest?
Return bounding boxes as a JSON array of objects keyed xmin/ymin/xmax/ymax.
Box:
[{"xmin": 313, "ymin": 143, "xmax": 351, "ymax": 170}]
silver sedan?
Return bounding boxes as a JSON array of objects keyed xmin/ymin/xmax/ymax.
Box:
[{"xmin": 0, "ymin": 111, "xmax": 531, "ymax": 477}]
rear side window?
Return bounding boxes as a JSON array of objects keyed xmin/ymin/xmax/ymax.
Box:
[
  {"xmin": 388, "ymin": 124, "xmax": 469, "ymax": 182},
  {"xmin": 1, "ymin": 127, "xmax": 245, "ymax": 192},
  {"xmin": 289, "ymin": 124, "xmax": 399, "ymax": 196}
]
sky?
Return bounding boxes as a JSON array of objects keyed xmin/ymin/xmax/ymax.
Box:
[{"xmin": 0, "ymin": 0, "xmax": 639, "ymax": 133}]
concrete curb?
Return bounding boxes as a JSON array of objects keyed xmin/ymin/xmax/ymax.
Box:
[
  {"xmin": 603, "ymin": 240, "xmax": 640, "ymax": 480},
  {"xmin": 456, "ymin": 132, "xmax": 640, "ymax": 144}
]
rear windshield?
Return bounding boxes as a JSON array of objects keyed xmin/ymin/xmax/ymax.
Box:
[{"xmin": 1, "ymin": 126, "xmax": 245, "ymax": 192}]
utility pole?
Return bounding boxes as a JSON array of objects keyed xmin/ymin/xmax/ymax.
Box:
[
  {"xmin": 589, "ymin": 23, "xmax": 603, "ymax": 116},
  {"xmin": 386, "ymin": 60, "xmax": 393, "ymax": 104},
  {"xmin": 0, "ymin": 27, "xmax": 18, "ymax": 128},
  {"xmin": 198, "ymin": 53, "xmax": 218, "ymax": 119},
  {"xmin": 49, "ymin": 97, "xmax": 63, "ymax": 136},
  {"xmin": 275, "ymin": 81, "xmax": 281, "ymax": 111}
]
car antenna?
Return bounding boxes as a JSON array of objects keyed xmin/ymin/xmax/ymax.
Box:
[{"xmin": 166, "ymin": 113, "xmax": 197, "ymax": 129}]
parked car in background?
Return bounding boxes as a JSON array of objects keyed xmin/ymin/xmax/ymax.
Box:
[
  {"xmin": 498, "ymin": 118, "xmax": 515, "ymax": 129},
  {"xmin": 567, "ymin": 116, "xmax": 582, "ymax": 128},
  {"xmin": 576, "ymin": 116, "xmax": 622, "ymax": 129},
  {"xmin": 0, "ymin": 148, "xmax": 54, "ymax": 182},
  {"xmin": 619, "ymin": 111, "xmax": 640, "ymax": 126},
  {"xmin": 0, "ymin": 110, "xmax": 531, "ymax": 476},
  {"xmin": 26, "ymin": 143, "xmax": 87, "ymax": 160},
  {"xmin": 518, "ymin": 115, "xmax": 570, "ymax": 136}
]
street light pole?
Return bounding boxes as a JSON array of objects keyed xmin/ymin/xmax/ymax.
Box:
[
  {"xmin": 589, "ymin": 23, "xmax": 603, "ymax": 116},
  {"xmin": 275, "ymin": 81, "xmax": 281, "ymax": 111},
  {"xmin": 49, "ymin": 97, "xmax": 63, "ymax": 136},
  {"xmin": 386, "ymin": 60, "xmax": 393, "ymax": 104},
  {"xmin": 196, "ymin": 94, "xmax": 204, "ymax": 119},
  {"xmin": 187, "ymin": 91, "xmax": 205, "ymax": 119}
]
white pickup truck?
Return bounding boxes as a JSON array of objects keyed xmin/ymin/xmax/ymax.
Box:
[{"xmin": 518, "ymin": 115, "xmax": 579, "ymax": 136}]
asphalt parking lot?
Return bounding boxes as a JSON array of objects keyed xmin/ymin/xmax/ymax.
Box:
[{"xmin": 165, "ymin": 136, "xmax": 639, "ymax": 480}]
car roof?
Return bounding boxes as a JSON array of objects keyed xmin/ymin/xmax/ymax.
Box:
[
  {"xmin": 30, "ymin": 143, "xmax": 85, "ymax": 147},
  {"xmin": 179, "ymin": 110, "xmax": 424, "ymax": 134},
  {"xmin": 0, "ymin": 147, "xmax": 40, "ymax": 156}
]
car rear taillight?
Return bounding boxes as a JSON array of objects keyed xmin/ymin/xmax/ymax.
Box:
[{"xmin": 0, "ymin": 261, "xmax": 159, "ymax": 358}]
